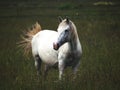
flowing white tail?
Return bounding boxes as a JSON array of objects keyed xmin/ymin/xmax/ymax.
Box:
[{"xmin": 18, "ymin": 22, "xmax": 41, "ymax": 57}]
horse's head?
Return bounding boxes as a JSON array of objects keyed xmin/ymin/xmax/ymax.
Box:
[{"xmin": 53, "ymin": 17, "xmax": 76, "ymax": 50}]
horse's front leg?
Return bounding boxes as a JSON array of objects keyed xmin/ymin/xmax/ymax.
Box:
[
  {"xmin": 72, "ymin": 61, "xmax": 80, "ymax": 79},
  {"xmin": 58, "ymin": 60, "xmax": 65, "ymax": 80}
]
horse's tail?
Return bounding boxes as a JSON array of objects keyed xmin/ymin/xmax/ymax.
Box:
[{"xmin": 18, "ymin": 22, "xmax": 41, "ymax": 57}]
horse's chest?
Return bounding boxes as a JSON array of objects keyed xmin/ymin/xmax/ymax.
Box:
[{"xmin": 65, "ymin": 51, "xmax": 79, "ymax": 67}]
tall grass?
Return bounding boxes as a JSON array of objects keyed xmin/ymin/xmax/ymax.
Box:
[{"xmin": 0, "ymin": 1, "xmax": 120, "ymax": 90}]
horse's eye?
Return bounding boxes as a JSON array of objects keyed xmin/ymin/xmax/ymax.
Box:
[{"xmin": 65, "ymin": 29, "xmax": 69, "ymax": 32}]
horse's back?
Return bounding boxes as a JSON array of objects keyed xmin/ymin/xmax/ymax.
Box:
[{"xmin": 32, "ymin": 30, "xmax": 58, "ymax": 65}]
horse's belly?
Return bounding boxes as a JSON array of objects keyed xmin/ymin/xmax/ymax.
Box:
[
  {"xmin": 33, "ymin": 30, "xmax": 58, "ymax": 66},
  {"xmin": 39, "ymin": 47, "xmax": 58, "ymax": 65}
]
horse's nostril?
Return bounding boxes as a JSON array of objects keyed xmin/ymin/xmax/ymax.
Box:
[{"xmin": 53, "ymin": 42, "xmax": 59, "ymax": 50}]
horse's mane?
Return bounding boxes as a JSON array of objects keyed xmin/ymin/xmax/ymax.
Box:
[{"xmin": 18, "ymin": 22, "xmax": 41, "ymax": 57}]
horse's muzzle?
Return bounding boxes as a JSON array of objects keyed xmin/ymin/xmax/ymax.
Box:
[{"xmin": 53, "ymin": 42, "xmax": 59, "ymax": 50}]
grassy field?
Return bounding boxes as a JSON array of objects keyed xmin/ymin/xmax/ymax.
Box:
[{"xmin": 0, "ymin": 1, "xmax": 120, "ymax": 90}]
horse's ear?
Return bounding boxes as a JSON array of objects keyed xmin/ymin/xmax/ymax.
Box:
[
  {"xmin": 37, "ymin": 20, "xmax": 40, "ymax": 24},
  {"xmin": 58, "ymin": 16, "xmax": 63, "ymax": 23},
  {"xmin": 66, "ymin": 17, "xmax": 70, "ymax": 24}
]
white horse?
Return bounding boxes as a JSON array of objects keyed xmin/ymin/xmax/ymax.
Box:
[{"xmin": 19, "ymin": 17, "xmax": 82, "ymax": 80}]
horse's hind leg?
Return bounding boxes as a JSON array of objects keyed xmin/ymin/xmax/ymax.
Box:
[
  {"xmin": 34, "ymin": 55, "xmax": 42, "ymax": 76},
  {"xmin": 44, "ymin": 64, "xmax": 50, "ymax": 79}
]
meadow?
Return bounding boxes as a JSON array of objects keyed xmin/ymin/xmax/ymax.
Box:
[{"xmin": 0, "ymin": 0, "xmax": 120, "ymax": 90}]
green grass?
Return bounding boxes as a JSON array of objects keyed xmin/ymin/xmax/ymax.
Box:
[{"xmin": 0, "ymin": 1, "xmax": 120, "ymax": 90}]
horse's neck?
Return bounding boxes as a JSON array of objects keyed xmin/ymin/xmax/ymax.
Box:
[
  {"xmin": 69, "ymin": 33, "xmax": 79, "ymax": 51},
  {"xmin": 69, "ymin": 23, "xmax": 78, "ymax": 50}
]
